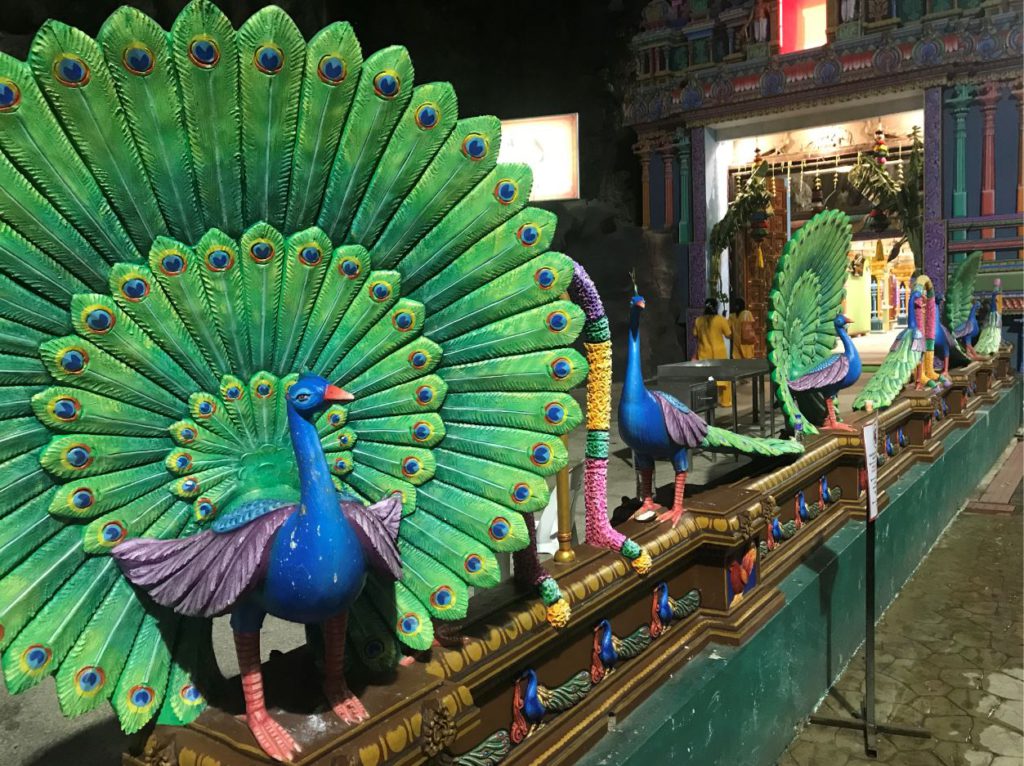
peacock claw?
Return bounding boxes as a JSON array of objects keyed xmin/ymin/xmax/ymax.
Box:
[
  {"xmin": 327, "ymin": 684, "xmax": 370, "ymax": 725},
  {"xmin": 633, "ymin": 499, "xmax": 662, "ymax": 522},
  {"xmin": 656, "ymin": 507, "xmax": 685, "ymax": 526},
  {"xmin": 245, "ymin": 709, "xmax": 301, "ymax": 763}
]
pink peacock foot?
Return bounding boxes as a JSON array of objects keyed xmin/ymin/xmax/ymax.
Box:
[
  {"xmin": 656, "ymin": 506, "xmax": 685, "ymax": 526},
  {"xmin": 633, "ymin": 498, "xmax": 662, "ymax": 522},
  {"xmin": 822, "ymin": 420, "xmax": 858, "ymax": 432},
  {"xmin": 245, "ymin": 709, "xmax": 301, "ymax": 763},
  {"xmin": 327, "ymin": 683, "xmax": 370, "ymax": 725}
]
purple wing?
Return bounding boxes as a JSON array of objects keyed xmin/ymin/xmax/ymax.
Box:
[
  {"xmin": 788, "ymin": 355, "xmax": 849, "ymax": 392},
  {"xmin": 113, "ymin": 505, "xmax": 295, "ymax": 618},
  {"xmin": 651, "ymin": 391, "xmax": 709, "ymax": 447},
  {"xmin": 342, "ymin": 494, "xmax": 402, "ymax": 580}
]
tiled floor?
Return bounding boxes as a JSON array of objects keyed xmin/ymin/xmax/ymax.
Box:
[{"xmin": 778, "ymin": 442, "xmax": 1024, "ymax": 766}]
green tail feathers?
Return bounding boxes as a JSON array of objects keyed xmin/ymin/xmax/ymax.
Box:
[
  {"xmin": 701, "ymin": 426, "xmax": 804, "ymax": 456},
  {"xmin": 0, "ymin": 0, "xmax": 599, "ymax": 736}
]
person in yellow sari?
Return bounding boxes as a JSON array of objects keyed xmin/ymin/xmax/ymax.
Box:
[
  {"xmin": 729, "ymin": 297, "xmax": 756, "ymax": 359},
  {"xmin": 693, "ymin": 299, "xmax": 733, "ymax": 406}
]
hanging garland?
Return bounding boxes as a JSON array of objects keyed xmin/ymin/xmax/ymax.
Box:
[
  {"xmin": 708, "ymin": 159, "xmax": 773, "ymax": 301},
  {"xmin": 848, "ymin": 126, "xmax": 923, "ymax": 269}
]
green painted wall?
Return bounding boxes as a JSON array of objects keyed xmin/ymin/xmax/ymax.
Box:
[{"xmin": 579, "ymin": 381, "xmax": 1022, "ymax": 766}]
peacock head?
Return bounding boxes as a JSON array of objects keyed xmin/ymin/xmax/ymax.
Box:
[
  {"xmin": 629, "ymin": 270, "xmax": 645, "ymax": 311},
  {"xmin": 834, "ymin": 314, "xmax": 851, "ymax": 330},
  {"xmin": 287, "ymin": 373, "xmax": 354, "ymax": 414}
]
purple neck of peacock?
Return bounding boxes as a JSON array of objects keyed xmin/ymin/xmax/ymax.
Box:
[{"xmin": 287, "ymin": 401, "xmax": 342, "ymax": 523}]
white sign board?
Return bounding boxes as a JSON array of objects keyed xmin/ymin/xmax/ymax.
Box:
[
  {"xmin": 862, "ymin": 420, "xmax": 880, "ymax": 522},
  {"xmin": 497, "ymin": 114, "xmax": 580, "ymax": 201}
]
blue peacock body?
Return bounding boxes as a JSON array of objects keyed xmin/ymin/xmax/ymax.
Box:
[{"xmin": 0, "ymin": 3, "xmax": 628, "ymax": 759}]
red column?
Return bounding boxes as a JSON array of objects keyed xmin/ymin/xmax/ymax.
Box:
[
  {"xmin": 663, "ymin": 149, "xmax": 676, "ymax": 229},
  {"xmin": 1010, "ymin": 80, "xmax": 1023, "ymax": 238},
  {"xmin": 977, "ymin": 82, "xmax": 1000, "ymax": 260}
]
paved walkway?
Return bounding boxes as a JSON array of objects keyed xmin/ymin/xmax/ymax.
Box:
[{"xmin": 779, "ymin": 440, "xmax": 1024, "ymax": 766}]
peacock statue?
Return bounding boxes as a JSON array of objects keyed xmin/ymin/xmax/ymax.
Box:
[
  {"xmin": 942, "ymin": 248, "xmax": 983, "ymax": 362},
  {"xmin": 0, "ymin": 3, "xmax": 646, "ymax": 761},
  {"xmin": 853, "ymin": 274, "xmax": 937, "ymax": 411},
  {"xmin": 618, "ymin": 285, "xmax": 803, "ymax": 526},
  {"xmin": 974, "ymin": 279, "xmax": 1004, "ymax": 356},
  {"xmin": 767, "ymin": 209, "xmax": 862, "ymax": 434}
]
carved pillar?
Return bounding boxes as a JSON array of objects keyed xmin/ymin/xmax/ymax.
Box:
[
  {"xmin": 977, "ymin": 82, "xmax": 1000, "ymax": 259},
  {"xmin": 923, "ymin": 87, "xmax": 946, "ymax": 293},
  {"xmin": 637, "ymin": 143, "xmax": 652, "ymax": 228},
  {"xmin": 1010, "ymin": 80, "xmax": 1023, "ymax": 237},
  {"xmin": 676, "ymin": 130, "xmax": 692, "ymax": 243},
  {"xmin": 687, "ymin": 126, "xmax": 707, "ymax": 358},
  {"xmin": 662, "ymin": 148, "xmax": 676, "ymax": 230},
  {"xmin": 947, "ymin": 84, "xmax": 972, "ymax": 242}
]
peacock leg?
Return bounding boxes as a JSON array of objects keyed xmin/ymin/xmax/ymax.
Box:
[
  {"xmin": 235, "ymin": 630, "xmax": 301, "ymax": 762},
  {"xmin": 323, "ymin": 612, "xmax": 370, "ymax": 724},
  {"xmin": 657, "ymin": 471, "xmax": 687, "ymax": 526},
  {"xmin": 822, "ymin": 397, "xmax": 856, "ymax": 432},
  {"xmin": 634, "ymin": 458, "xmax": 661, "ymax": 521}
]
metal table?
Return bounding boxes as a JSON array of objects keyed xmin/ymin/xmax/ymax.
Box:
[{"xmin": 655, "ymin": 359, "xmax": 776, "ymax": 436}]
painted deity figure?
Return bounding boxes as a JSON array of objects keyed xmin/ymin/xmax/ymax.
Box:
[
  {"xmin": 841, "ymin": 0, "xmax": 858, "ymax": 22},
  {"xmin": 748, "ymin": 0, "xmax": 771, "ymax": 43}
]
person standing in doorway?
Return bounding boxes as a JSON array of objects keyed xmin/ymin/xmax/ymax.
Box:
[
  {"xmin": 694, "ymin": 298, "xmax": 733, "ymax": 407},
  {"xmin": 730, "ymin": 297, "xmax": 757, "ymax": 359}
]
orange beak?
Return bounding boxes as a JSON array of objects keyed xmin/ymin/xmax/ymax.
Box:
[
  {"xmin": 324, "ymin": 384, "xmax": 354, "ymax": 402},
  {"xmin": 636, "ymin": 299, "xmax": 646, "ymax": 309}
]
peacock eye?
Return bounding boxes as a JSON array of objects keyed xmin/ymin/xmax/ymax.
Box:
[
  {"xmin": 373, "ymin": 69, "xmax": 400, "ymax": 99},
  {"xmin": 318, "ymin": 54, "xmax": 346, "ymax": 84},
  {"xmin": 296, "ymin": 393, "xmax": 310, "ymax": 402},
  {"xmin": 415, "ymin": 102, "xmax": 439, "ymax": 129},
  {"xmin": 461, "ymin": 133, "xmax": 488, "ymax": 160},
  {"xmin": 0, "ymin": 78, "xmax": 21, "ymax": 112}
]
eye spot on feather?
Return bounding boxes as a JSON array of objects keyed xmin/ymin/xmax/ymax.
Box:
[
  {"xmin": 530, "ymin": 443, "xmax": 552, "ymax": 466},
  {"xmin": 59, "ymin": 348, "xmax": 88, "ymax": 374},
  {"xmin": 128, "ymin": 685, "xmax": 155, "ymax": 710},
  {"xmin": 53, "ymin": 54, "xmax": 90, "ymax": 87},
  {"xmin": 84, "ymin": 307, "xmax": 115, "ymax": 334},
  {"xmin": 337, "ymin": 433, "xmax": 351, "ymax": 447},
  {"xmin": 249, "ymin": 240, "xmax": 274, "ymax": 263},
  {"xmin": 398, "ymin": 613, "xmax": 420, "ymax": 635},
  {"xmin": 535, "ymin": 267, "xmax": 556, "ymax": 289},
  {"xmin": 369, "ymin": 281, "xmax": 391, "ymax": 302},
  {"xmin": 412, "ymin": 421, "xmax": 432, "ymax": 442},
  {"xmin": 224, "ymin": 385, "xmax": 242, "ymax": 401},
  {"xmin": 21, "ymin": 645, "xmax": 51, "ymax": 674},
  {"xmin": 159, "ymin": 252, "xmax": 186, "ymax": 276},
  {"xmin": 179, "ymin": 476, "xmax": 199, "ymax": 495},
  {"xmin": 74, "ymin": 666, "xmax": 105, "ymax": 695},
  {"xmin": 254, "ymin": 44, "xmax": 284, "ymax": 74},
  {"xmin": 0, "ymin": 78, "xmax": 21, "ymax": 112},
  {"xmin": 430, "ymin": 586, "xmax": 454, "ymax": 609},
  {"xmin": 121, "ymin": 277, "xmax": 150, "ymax": 302},
  {"xmin": 339, "ymin": 258, "xmax": 361, "ymax": 278},
  {"xmin": 123, "ymin": 45, "xmax": 154, "ymax": 76},
  {"xmin": 364, "ymin": 639, "xmax": 384, "ymax": 658},
  {"xmin": 544, "ymin": 403, "xmax": 565, "ymax": 424},
  {"xmin": 172, "ymin": 452, "xmax": 193, "ymax": 471},
  {"xmin": 400, "ymin": 456, "xmax": 421, "ymax": 477},
  {"xmin": 52, "ymin": 397, "xmax": 80, "ymax": 422},
  {"xmin": 511, "ymin": 483, "xmax": 531, "ymax": 503},
  {"xmin": 196, "ymin": 400, "xmax": 214, "ymax": 417},
  {"xmin": 179, "ymin": 683, "xmax": 203, "ymax": 705},
  {"xmin": 100, "ymin": 521, "xmax": 126, "ymax": 544},
  {"xmin": 464, "ymin": 553, "xmax": 483, "ymax": 574},
  {"xmin": 70, "ymin": 488, "xmax": 94, "ymax": 510},
  {"xmin": 206, "ymin": 248, "xmax": 234, "ymax": 271},
  {"xmin": 409, "ymin": 350, "xmax": 428, "ymax": 369},
  {"xmin": 299, "ymin": 245, "xmax": 323, "ymax": 266},
  {"xmin": 461, "ymin": 133, "xmax": 489, "ymax": 161},
  {"xmin": 415, "ymin": 385, "xmax": 434, "ymax": 405},
  {"xmin": 546, "ymin": 310, "xmax": 569, "ymax": 333},
  {"xmin": 415, "ymin": 102, "xmax": 439, "ymax": 129},
  {"xmin": 494, "ymin": 179, "xmax": 518, "ymax": 205},
  {"xmin": 195, "ymin": 499, "xmax": 214, "ymax": 520},
  {"xmin": 255, "ymin": 382, "xmax": 272, "ymax": 398},
  {"xmin": 332, "ymin": 457, "xmax": 351, "ymax": 473},
  {"xmin": 392, "ymin": 311, "xmax": 414, "ymax": 331},
  {"xmin": 318, "ymin": 55, "xmax": 346, "ymax": 84},
  {"xmin": 488, "ymin": 517, "xmax": 510, "ymax": 541},
  {"xmin": 188, "ymin": 37, "xmax": 220, "ymax": 68},
  {"xmin": 373, "ymin": 69, "xmax": 400, "ymax": 99},
  {"xmin": 517, "ymin": 224, "xmax": 540, "ymax": 246},
  {"xmin": 65, "ymin": 445, "xmax": 92, "ymax": 469},
  {"xmin": 550, "ymin": 357, "xmax": 572, "ymax": 380},
  {"xmin": 175, "ymin": 426, "xmax": 197, "ymax": 444}
]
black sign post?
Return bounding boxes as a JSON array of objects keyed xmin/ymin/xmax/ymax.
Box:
[{"xmin": 810, "ymin": 418, "xmax": 930, "ymax": 756}]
